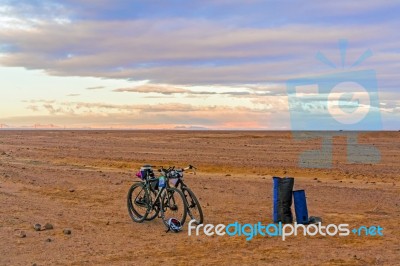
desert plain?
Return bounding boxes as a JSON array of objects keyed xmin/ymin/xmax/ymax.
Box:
[{"xmin": 0, "ymin": 130, "xmax": 399, "ymax": 265}]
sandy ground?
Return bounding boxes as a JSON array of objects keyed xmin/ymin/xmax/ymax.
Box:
[{"xmin": 0, "ymin": 130, "xmax": 399, "ymax": 265}]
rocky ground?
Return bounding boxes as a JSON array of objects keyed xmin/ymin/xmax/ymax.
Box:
[{"xmin": 0, "ymin": 130, "xmax": 399, "ymax": 265}]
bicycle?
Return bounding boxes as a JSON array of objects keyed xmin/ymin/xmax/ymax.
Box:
[
  {"xmin": 127, "ymin": 166, "xmax": 187, "ymax": 229},
  {"xmin": 127, "ymin": 166, "xmax": 160, "ymax": 222},
  {"xmin": 168, "ymin": 165, "xmax": 204, "ymax": 225},
  {"xmin": 127, "ymin": 165, "xmax": 187, "ymax": 228}
]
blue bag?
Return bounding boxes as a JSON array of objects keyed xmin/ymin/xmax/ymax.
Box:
[
  {"xmin": 272, "ymin": 177, "xmax": 280, "ymax": 223},
  {"xmin": 293, "ymin": 190, "xmax": 309, "ymax": 224}
]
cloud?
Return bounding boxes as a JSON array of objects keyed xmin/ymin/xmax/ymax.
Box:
[
  {"xmin": 66, "ymin": 93, "xmax": 80, "ymax": 96},
  {"xmin": 112, "ymin": 83, "xmax": 286, "ymax": 97},
  {"xmin": 114, "ymin": 84, "xmax": 189, "ymax": 95},
  {"xmin": 15, "ymin": 99, "xmax": 288, "ymax": 129},
  {"xmin": 113, "ymin": 83, "xmax": 270, "ymax": 97},
  {"xmin": 1, "ymin": 16, "xmax": 399, "ymax": 89},
  {"xmin": 7, "ymin": 0, "xmax": 397, "ymax": 26},
  {"xmin": 22, "ymin": 99, "xmax": 55, "ymax": 104},
  {"xmin": 26, "ymin": 105, "xmax": 39, "ymax": 112},
  {"xmin": 174, "ymin": 125, "xmax": 209, "ymax": 130},
  {"xmin": 1, "ymin": 1, "xmax": 398, "ymax": 130},
  {"xmin": 30, "ymin": 100, "xmax": 264, "ymax": 114},
  {"xmin": 13, "ymin": 95, "xmax": 398, "ymax": 129},
  {"xmin": 86, "ymin": 86, "xmax": 104, "ymax": 90},
  {"xmin": 0, "ymin": 1, "xmax": 72, "ymax": 30}
]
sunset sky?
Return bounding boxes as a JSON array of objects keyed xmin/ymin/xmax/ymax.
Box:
[{"xmin": 0, "ymin": 0, "xmax": 399, "ymax": 129}]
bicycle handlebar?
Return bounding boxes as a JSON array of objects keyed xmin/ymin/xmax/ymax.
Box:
[
  {"xmin": 157, "ymin": 165, "xmax": 197, "ymax": 175},
  {"xmin": 183, "ymin": 164, "xmax": 197, "ymax": 171}
]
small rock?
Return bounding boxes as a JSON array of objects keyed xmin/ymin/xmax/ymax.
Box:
[
  {"xmin": 314, "ymin": 178, "xmax": 318, "ymax": 180},
  {"xmin": 69, "ymin": 189, "xmax": 75, "ymax": 192},
  {"xmin": 106, "ymin": 221, "xmax": 110, "ymax": 225},
  {"xmin": 45, "ymin": 238, "xmax": 52, "ymax": 242},
  {"xmin": 33, "ymin": 224, "xmax": 41, "ymax": 231},
  {"xmin": 225, "ymin": 174, "xmax": 231, "ymax": 177},
  {"xmin": 44, "ymin": 223, "xmax": 53, "ymax": 230},
  {"xmin": 63, "ymin": 229, "xmax": 72, "ymax": 235},
  {"xmin": 32, "ymin": 263, "xmax": 37, "ymax": 266},
  {"xmin": 16, "ymin": 230, "xmax": 26, "ymax": 238}
]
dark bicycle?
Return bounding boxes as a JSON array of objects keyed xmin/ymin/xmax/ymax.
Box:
[
  {"xmin": 168, "ymin": 165, "xmax": 204, "ymax": 225},
  {"xmin": 127, "ymin": 165, "xmax": 187, "ymax": 229}
]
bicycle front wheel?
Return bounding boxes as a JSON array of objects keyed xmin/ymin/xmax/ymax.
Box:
[
  {"xmin": 161, "ymin": 187, "xmax": 187, "ymax": 228},
  {"xmin": 182, "ymin": 187, "xmax": 203, "ymax": 225},
  {"xmin": 127, "ymin": 182, "xmax": 150, "ymax": 223}
]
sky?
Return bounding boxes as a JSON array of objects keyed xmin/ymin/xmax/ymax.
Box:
[{"xmin": 0, "ymin": 0, "xmax": 399, "ymax": 130}]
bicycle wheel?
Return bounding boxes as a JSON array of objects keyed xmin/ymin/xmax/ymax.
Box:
[
  {"xmin": 182, "ymin": 187, "xmax": 203, "ymax": 225},
  {"xmin": 145, "ymin": 188, "xmax": 160, "ymax": 221},
  {"xmin": 127, "ymin": 182, "xmax": 150, "ymax": 223},
  {"xmin": 161, "ymin": 187, "xmax": 187, "ymax": 228}
]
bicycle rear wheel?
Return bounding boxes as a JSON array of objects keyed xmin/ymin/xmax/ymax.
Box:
[
  {"xmin": 145, "ymin": 188, "xmax": 160, "ymax": 221},
  {"xmin": 182, "ymin": 187, "xmax": 203, "ymax": 225},
  {"xmin": 127, "ymin": 182, "xmax": 150, "ymax": 223},
  {"xmin": 161, "ymin": 187, "xmax": 187, "ymax": 228}
]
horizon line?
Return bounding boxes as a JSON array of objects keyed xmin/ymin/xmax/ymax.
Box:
[{"xmin": 0, "ymin": 128, "xmax": 397, "ymax": 132}]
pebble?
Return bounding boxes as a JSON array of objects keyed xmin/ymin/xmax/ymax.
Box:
[
  {"xmin": 16, "ymin": 230, "xmax": 26, "ymax": 238},
  {"xmin": 45, "ymin": 238, "xmax": 52, "ymax": 242},
  {"xmin": 69, "ymin": 189, "xmax": 75, "ymax": 192},
  {"xmin": 33, "ymin": 224, "xmax": 41, "ymax": 231},
  {"xmin": 44, "ymin": 223, "xmax": 53, "ymax": 230},
  {"xmin": 63, "ymin": 229, "xmax": 72, "ymax": 235}
]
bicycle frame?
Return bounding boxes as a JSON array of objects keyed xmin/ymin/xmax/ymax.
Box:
[
  {"xmin": 171, "ymin": 177, "xmax": 187, "ymax": 189},
  {"xmin": 141, "ymin": 170, "xmax": 175, "ymax": 213}
]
